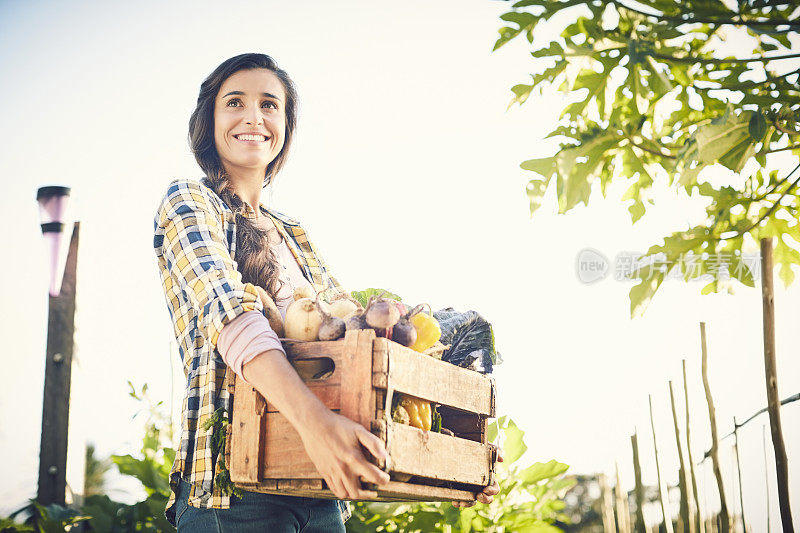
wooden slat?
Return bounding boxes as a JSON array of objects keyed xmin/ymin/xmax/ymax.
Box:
[
  {"xmin": 373, "ymin": 480, "xmax": 477, "ymax": 502},
  {"xmin": 277, "ymin": 478, "xmax": 325, "ymax": 491},
  {"xmin": 374, "ymin": 342, "xmax": 494, "ymax": 415},
  {"xmin": 266, "ymin": 382, "xmax": 340, "ymax": 412},
  {"xmin": 340, "ymin": 329, "xmax": 376, "ymax": 428},
  {"xmin": 229, "ymin": 377, "xmax": 265, "ymax": 484},
  {"xmin": 236, "ymin": 480, "xmax": 477, "ymax": 502},
  {"xmin": 262, "ymin": 413, "xmax": 320, "ymax": 478},
  {"xmin": 387, "ymin": 422, "xmax": 492, "ymax": 486}
]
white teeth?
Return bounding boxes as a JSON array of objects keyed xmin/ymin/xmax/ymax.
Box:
[{"xmin": 236, "ymin": 134, "xmax": 267, "ymax": 141}]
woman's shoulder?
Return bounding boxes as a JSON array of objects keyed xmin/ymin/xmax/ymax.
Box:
[{"xmin": 157, "ymin": 177, "xmax": 227, "ymax": 216}]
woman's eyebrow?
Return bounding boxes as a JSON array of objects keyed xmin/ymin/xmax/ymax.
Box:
[{"xmin": 221, "ymin": 90, "xmax": 282, "ymax": 101}]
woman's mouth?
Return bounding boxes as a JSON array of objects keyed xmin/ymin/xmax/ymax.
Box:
[{"xmin": 233, "ymin": 133, "xmax": 269, "ymax": 144}]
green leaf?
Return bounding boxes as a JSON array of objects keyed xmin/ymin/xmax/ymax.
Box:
[
  {"xmin": 527, "ymin": 179, "xmax": 549, "ymax": 214},
  {"xmin": 694, "ymin": 109, "xmax": 756, "ymax": 172},
  {"xmin": 350, "ymin": 288, "xmax": 403, "ymax": 307},
  {"xmin": 503, "ymin": 419, "xmax": 528, "ymax": 464},
  {"xmin": 749, "ymin": 111, "xmax": 767, "ymax": 142},
  {"xmin": 518, "ymin": 460, "xmax": 570, "ymax": 484}
]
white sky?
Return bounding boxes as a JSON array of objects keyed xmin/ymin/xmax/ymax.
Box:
[{"xmin": 0, "ymin": 0, "xmax": 797, "ymax": 529}]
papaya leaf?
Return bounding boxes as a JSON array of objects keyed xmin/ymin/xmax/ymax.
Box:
[{"xmin": 694, "ymin": 110, "xmax": 756, "ymax": 172}]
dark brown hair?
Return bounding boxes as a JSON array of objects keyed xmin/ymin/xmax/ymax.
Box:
[{"xmin": 189, "ymin": 53, "xmax": 298, "ymax": 298}]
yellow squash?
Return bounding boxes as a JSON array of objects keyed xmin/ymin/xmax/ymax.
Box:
[
  {"xmin": 399, "ymin": 394, "xmax": 432, "ymax": 431},
  {"xmin": 408, "ymin": 312, "xmax": 441, "ymax": 353}
]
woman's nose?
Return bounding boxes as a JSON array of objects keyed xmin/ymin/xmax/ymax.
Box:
[{"xmin": 246, "ymin": 109, "xmax": 262, "ymax": 127}]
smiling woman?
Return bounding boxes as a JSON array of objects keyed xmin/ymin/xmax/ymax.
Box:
[
  {"xmin": 153, "ymin": 53, "xmax": 394, "ymax": 533},
  {"xmin": 152, "ymin": 52, "xmax": 497, "ymax": 533}
]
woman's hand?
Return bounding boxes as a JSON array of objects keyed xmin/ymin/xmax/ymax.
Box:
[
  {"xmin": 298, "ymin": 408, "xmax": 391, "ymax": 500},
  {"xmin": 451, "ymin": 446, "xmax": 504, "ymax": 508},
  {"xmin": 241, "ymin": 350, "xmax": 390, "ymax": 501}
]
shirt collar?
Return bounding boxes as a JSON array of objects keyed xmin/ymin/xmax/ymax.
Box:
[{"xmin": 258, "ymin": 204, "xmax": 300, "ymax": 226}]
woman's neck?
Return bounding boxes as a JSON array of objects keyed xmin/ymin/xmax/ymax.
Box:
[{"xmin": 225, "ymin": 167, "xmax": 264, "ymax": 216}]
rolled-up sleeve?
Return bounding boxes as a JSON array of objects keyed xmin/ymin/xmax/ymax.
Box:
[{"xmin": 153, "ymin": 179, "xmax": 263, "ymax": 348}]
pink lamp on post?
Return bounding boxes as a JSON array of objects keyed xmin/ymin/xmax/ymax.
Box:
[
  {"xmin": 36, "ymin": 186, "xmax": 71, "ymax": 297},
  {"xmin": 36, "ymin": 185, "xmax": 81, "ymax": 507}
]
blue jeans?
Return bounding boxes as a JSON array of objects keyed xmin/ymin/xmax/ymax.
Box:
[{"xmin": 174, "ymin": 478, "xmax": 346, "ymax": 532}]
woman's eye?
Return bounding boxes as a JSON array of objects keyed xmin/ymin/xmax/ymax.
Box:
[
  {"xmin": 226, "ymin": 98, "xmax": 241, "ymax": 107},
  {"xmin": 262, "ymin": 101, "xmax": 278, "ymax": 110}
]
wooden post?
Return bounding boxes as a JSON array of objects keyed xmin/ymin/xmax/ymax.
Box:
[
  {"xmin": 37, "ymin": 222, "xmax": 80, "ymax": 506},
  {"xmin": 732, "ymin": 418, "xmax": 746, "ymax": 533},
  {"xmin": 650, "ymin": 395, "xmax": 675, "ymax": 533},
  {"xmin": 762, "ymin": 424, "xmax": 771, "ymax": 533},
  {"xmin": 670, "ymin": 381, "xmax": 693, "ymax": 533},
  {"xmin": 600, "ymin": 472, "xmax": 617, "ymax": 533},
  {"xmin": 683, "ymin": 360, "xmax": 704, "ymax": 533},
  {"xmin": 616, "ymin": 461, "xmax": 632, "ymax": 533},
  {"xmin": 700, "ymin": 322, "xmax": 730, "ymax": 533},
  {"xmin": 632, "ymin": 432, "xmax": 647, "ymax": 533},
  {"xmin": 758, "ymin": 237, "xmax": 794, "ymax": 533}
]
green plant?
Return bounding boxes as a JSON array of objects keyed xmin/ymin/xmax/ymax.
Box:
[
  {"xmin": 346, "ymin": 417, "xmax": 573, "ymax": 532},
  {"xmin": 1, "ymin": 502, "xmax": 89, "ymax": 533},
  {"xmin": 496, "ymin": 0, "xmax": 800, "ymax": 315}
]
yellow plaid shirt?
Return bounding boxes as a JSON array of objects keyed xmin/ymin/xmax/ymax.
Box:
[{"xmin": 153, "ymin": 178, "xmax": 348, "ymax": 525}]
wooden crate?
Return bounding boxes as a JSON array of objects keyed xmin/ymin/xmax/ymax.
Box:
[{"xmin": 226, "ymin": 328, "xmax": 497, "ymax": 502}]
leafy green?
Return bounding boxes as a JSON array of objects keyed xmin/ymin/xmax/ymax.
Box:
[{"xmin": 350, "ymin": 288, "xmax": 403, "ymax": 307}]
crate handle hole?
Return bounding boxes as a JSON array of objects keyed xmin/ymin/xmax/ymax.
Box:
[{"xmin": 292, "ymin": 357, "xmax": 335, "ymax": 381}]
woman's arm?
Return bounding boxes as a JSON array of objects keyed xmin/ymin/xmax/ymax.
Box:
[{"xmin": 242, "ymin": 349, "xmax": 390, "ymax": 500}]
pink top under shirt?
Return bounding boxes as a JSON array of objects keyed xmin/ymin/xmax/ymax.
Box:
[{"xmin": 216, "ymin": 215, "xmax": 317, "ymax": 384}]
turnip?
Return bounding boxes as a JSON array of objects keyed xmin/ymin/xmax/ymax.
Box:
[
  {"xmin": 292, "ymin": 285, "xmax": 315, "ymax": 301},
  {"xmin": 365, "ymin": 294, "xmax": 400, "ymax": 329},
  {"xmin": 284, "ymin": 297, "xmax": 328, "ymax": 341},
  {"xmin": 345, "ymin": 312, "xmax": 370, "ymax": 331},
  {"xmin": 315, "ymin": 296, "xmax": 346, "ymax": 341},
  {"xmin": 391, "ymin": 304, "xmax": 424, "ymax": 347},
  {"xmin": 328, "ymin": 298, "xmax": 359, "ymax": 321}
]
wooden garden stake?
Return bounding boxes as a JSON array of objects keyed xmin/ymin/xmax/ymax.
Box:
[
  {"xmin": 632, "ymin": 432, "xmax": 647, "ymax": 533},
  {"xmin": 762, "ymin": 424, "xmax": 771, "ymax": 533},
  {"xmin": 670, "ymin": 380, "xmax": 692, "ymax": 533},
  {"xmin": 600, "ymin": 473, "xmax": 617, "ymax": 533},
  {"xmin": 732, "ymin": 417, "xmax": 746, "ymax": 533},
  {"xmin": 700, "ymin": 322, "xmax": 729, "ymax": 533},
  {"xmin": 616, "ymin": 461, "xmax": 632, "ymax": 533},
  {"xmin": 758, "ymin": 237, "xmax": 794, "ymax": 533},
  {"xmin": 649, "ymin": 394, "xmax": 674, "ymax": 533},
  {"xmin": 631, "ymin": 431, "xmax": 646, "ymax": 533},
  {"xmin": 683, "ymin": 359, "xmax": 704, "ymax": 533}
]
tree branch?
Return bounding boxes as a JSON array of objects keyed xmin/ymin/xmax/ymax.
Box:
[
  {"xmin": 612, "ymin": 0, "xmax": 800, "ymax": 29},
  {"xmin": 765, "ymin": 143, "xmax": 800, "ymax": 154},
  {"xmin": 772, "ymin": 119, "xmax": 800, "ymax": 136},
  {"xmin": 628, "ymin": 139, "xmax": 677, "ymax": 159},
  {"xmin": 653, "ymin": 51, "xmax": 800, "ymax": 64},
  {"xmin": 738, "ymin": 163, "xmax": 800, "ymax": 236}
]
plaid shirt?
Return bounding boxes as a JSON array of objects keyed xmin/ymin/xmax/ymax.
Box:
[{"xmin": 153, "ymin": 178, "xmax": 348, "ymax": 526}]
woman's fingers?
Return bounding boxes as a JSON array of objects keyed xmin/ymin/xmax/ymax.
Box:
[
  {"xmin": 483, "ymin": 480, "xmax": 500, "ymax": 496},
  {"xmin": 326, "ymin": 474, "xmax": 348, "ymax": 500},
  {"xmin": 356, "ymin": 427, "xmax": 389, "ymax": 466},
  {"xmin": 452, "ymin": 500, "xmax": 477, "ymax": 508},
  {"xmin": 352, "ymin": 458, "xmax": 391, "ymax": 486}
]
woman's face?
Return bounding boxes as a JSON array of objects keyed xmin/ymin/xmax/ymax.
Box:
[{"xmin": 213, "ymin": 68, "xmax": 287, "ymax": 179}]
